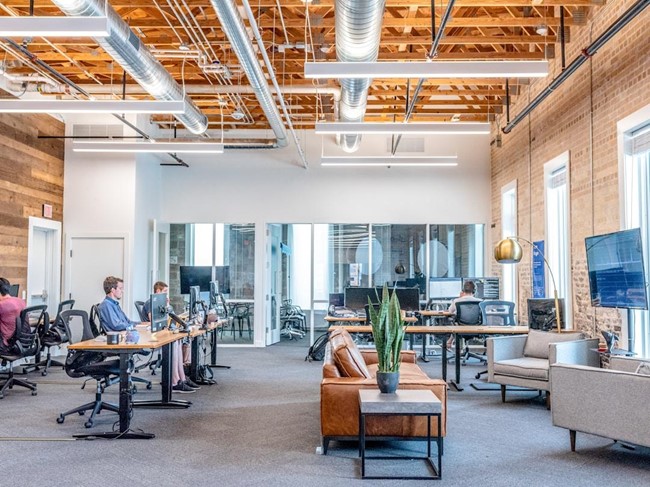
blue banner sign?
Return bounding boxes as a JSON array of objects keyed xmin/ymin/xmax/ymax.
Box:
[{"xmin": 532, "ymin": 240, "xmax": 546, "ymax": 298}]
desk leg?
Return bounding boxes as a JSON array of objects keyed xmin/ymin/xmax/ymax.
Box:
[
  {"xmin": 420, "ymin": 332, "xmax": 430, "ymax": 362},
  {"xmin": 208, "ymin": 327, "xmax": 230, "ymax": 370},
  {"xmin": 74, "ymin": 353, "xmax": 154, "ymax": 440},
  {"xmin": 449, "ymin": 334, "xmax": 464, "ymax": 391},
  {"xmin": 133, "ymin": 342, "xmax": 191, "ymax": 409},
  {"xmin": 441, "ymin": 336, "xmax": 448, "ymax": 381}
]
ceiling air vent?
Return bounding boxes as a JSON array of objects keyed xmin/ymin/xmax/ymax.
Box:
[
  {"xmin": 386, "ymin": 137, "xmax": 425, "ymax": 153},
  {"xmin": 72, "ymin": 124, "xmax": 123, "ymax": 140}
]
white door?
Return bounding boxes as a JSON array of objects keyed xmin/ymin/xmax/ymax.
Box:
[
  {"xmin": 27, "ymin": 217, "xmax": 61, "ymax": 311},
  {"xmin": 66, "ymin": 236, "xmax": 126, "ymax": 315},
  {"xmin": 266, "ymin": 224, "xmax": 282, "ymax": 345}
]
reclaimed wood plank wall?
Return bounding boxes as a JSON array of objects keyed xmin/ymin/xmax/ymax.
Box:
[{"xmin": 0, "ymin": 112, "xmax": 64, "ymax": 295}]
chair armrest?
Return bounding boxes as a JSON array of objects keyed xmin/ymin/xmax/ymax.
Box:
[
  {"xmin": 487, "ymin": 335, "xmax": 527, "ymax": 362},
  {"xmin": 550, "ymin": 363, "xmax": 650, "ymax": 448},
  {"xmin": 610, "ymin": 356, "xmax": 650, "ymax": 372},
  {"xmin": 550, "ymin": 338, "xmax": 599, "ymax": 367},
  {"xmin": 360, "ymin": 350, "xmax": 378, "ymax": 365}
]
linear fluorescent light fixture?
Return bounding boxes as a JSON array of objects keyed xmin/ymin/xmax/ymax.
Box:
[
  {"xmin": 315, "ymin": 122, "xmax": 490, "ymax": 135},
  {"xmin": 321, "ymin": 155, "xmax": 457, "ymax": 167},
  {"xmin": 0, "ymin": 17, "xmax": 110, "ymax": 37},
  {"xmin": 305, "ymin": 60, "xmax": 549, "ymax": 79},
  {"xmin": 73, "ymin": 141, "xmax": 224, "ymax": 154},
  {"xmin": 0, "ymin": 100, "xmax": 185, "ymax": 114}
]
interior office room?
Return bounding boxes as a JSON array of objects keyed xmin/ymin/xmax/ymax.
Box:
[{"xmin": 0, "ymin": 0, "xmax": 649, "ymax": 485}]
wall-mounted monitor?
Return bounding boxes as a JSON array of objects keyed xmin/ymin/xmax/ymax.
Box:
[
  {"xmin": 429, "ymin": 278, "xmax": 462, "ymax": 299},
  {"xmin": 150, "ymin": 292, "xmax": 168, "ymax": 333},
  {"xmin": 180, "ymin": 266, "xmax": 212, "ymax": 294},
  {"xmin": 585, "ymin": 228, "xmax": 648, "ymax": 310}
]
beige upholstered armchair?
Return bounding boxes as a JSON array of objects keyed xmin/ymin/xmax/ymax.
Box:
[
  {"xmin": 550, "ymin": 356, "xmax": 650, "ymax": 451},
  {"xmin": 487, "ymin": 330, "xmax": 599, "ymax": 408}
]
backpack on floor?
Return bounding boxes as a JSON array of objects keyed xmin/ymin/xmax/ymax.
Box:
[{"xmin": 305, "ymin": 332, "xmax": 329, "ymax": 362}]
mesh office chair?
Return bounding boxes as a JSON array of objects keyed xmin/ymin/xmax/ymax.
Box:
[
  {"xmin": 56, "ymin": 309, "xmax": 121, "ymax": 428},
  {"xmin": 35, "ymin": 299, "xmax": 75, "ymax": 376},
  {"xmin": 474, "ymin": 300, "xmax": 516, "ymax": 379},
  {"xmin": 454, "ymin": 301, "xmax": 485, "ymax": 364},
  {"xmin": 0, "ymin": 305, "xmax": 46, "ymax": 398}
]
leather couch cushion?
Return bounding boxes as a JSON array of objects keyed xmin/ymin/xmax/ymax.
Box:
[
  {"xmin": 366, "ymin": 362, "xmax": 429, "ymax": 381},
  {"xmin": 523, "ymin": 330, "xmax": 584, "ymax": 359},
  {"xmin": 330, "ymin": 330, "xmax": 371, "ymax": 378},
  {"xmin": 494, "ymin": 357, "xmax": 549, "ymax": 380}
]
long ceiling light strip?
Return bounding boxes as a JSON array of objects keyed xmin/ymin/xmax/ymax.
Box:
[
  {"xmin": 0, "ymin": 17, "xmax": 110, "ymax": 37},
  {"xmin": 0, "ymin": 100, "xmax": 186, "ymax": 114},
  {"xmin": 321, "ymin": 155, "xmax": 458, "ymax": 167},
  {"xmin": 72, "ymin": 141, "xmax": 224, "ymax": 154},
  {"xmin": 315, "ymin": 122, "xmax": 490, "ymax": 135},
  {"xmin": 305, "ymin": 60, "xmax": 549, "ymax": 79}
]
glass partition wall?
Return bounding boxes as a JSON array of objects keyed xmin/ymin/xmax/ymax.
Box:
[
  {"xmin": 169, "ymin": 223, "xmax": 255, "ymax": 344},
  {"xmin": 272, "ymin": 223, "xmax": 485, "ymax": 344}
]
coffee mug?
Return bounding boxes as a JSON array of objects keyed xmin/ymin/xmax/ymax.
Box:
[{"xmin": 106, "ymin": 332, "xmax": 120, "ymax": 345}]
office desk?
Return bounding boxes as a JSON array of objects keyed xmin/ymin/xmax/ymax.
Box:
[
  {"xmin": 68, "ymin": 328, "xmax": 189, "ymax": 439},
  {"xmin": 330, "ymin": 325, "xmax": 529, "ymax": 391},
  {"xmin": 324, "ymin": 315, "xmax": 418, "ymax": 324},
  {"xmin": 415, "ymin": 311, "xmax": 452, "ymax": 362}
]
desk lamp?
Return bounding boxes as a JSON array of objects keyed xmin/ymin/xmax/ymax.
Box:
[{"xmin": 494, "ymin": 236, "xmax": 562, "ymax": 334}]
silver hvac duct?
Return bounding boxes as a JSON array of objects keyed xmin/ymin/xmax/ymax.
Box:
[
  {"xmin": 336, "ymin": 0, "xmax": 386, "ymax": 152},
  {"xmin": 50, "ymin": 0, "xmax": 208, "ymax": 134},
  {"xmin": 210, "ymin": 0, "xmax": 288, "ymax": 147}
]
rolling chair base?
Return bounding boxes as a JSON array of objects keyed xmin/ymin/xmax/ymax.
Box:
[
  {"xmin": 0, "ymin": 376, "xmax": 37, "ymax": 398},
  {"xmin": 57, "ymin": 398, "xmax": 119, "ymax": 428}
]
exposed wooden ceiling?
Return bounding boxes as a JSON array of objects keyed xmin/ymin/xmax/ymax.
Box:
[{"xmin": 0, "ymin": 0, "xmax": 605, "ymax": 132}]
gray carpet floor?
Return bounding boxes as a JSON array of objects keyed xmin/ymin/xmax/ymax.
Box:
[{"xmin": 1, "ymin": 342, "xmax": 648, "ymax": 486}]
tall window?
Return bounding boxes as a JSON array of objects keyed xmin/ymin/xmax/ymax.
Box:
[
  {"xmin": 623, "ymin": 123, "xmax": 650, "ymax": 357},
  {"xmin": 501, "ymin": 181, "xmax": 517, "ymax": 305},
  {"xmin": 545, "ymin": 154, "xmax": 571, "ymax": 327}
]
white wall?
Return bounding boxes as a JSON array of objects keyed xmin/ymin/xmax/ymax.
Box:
[{"xmin": 63, "ymin": 124, "xmax": 491, "ymax": 341}]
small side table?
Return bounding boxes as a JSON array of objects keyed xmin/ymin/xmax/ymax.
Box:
[{"xmin": 358, "ymin": 389, "xmax": 442, "ymax": 480}]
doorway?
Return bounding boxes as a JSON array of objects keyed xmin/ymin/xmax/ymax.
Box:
[{"xmin": 27, "ymin": 217, "xmax": 62, "ymax": 311}]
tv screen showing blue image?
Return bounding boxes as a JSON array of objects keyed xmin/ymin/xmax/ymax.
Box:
[{"xmin": 585, "ymin": 228, "xmax": 648, "ymax": 310}]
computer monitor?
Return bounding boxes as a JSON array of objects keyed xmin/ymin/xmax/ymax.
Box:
[
  {"xmin": 8, "ymin": 284, "xmax": 19, "ymax": 298},
  {"xmin": 209, "ymin": 280, "xmax": 219, "ymax": 308},
  {"xmin": 374, "ymin": 287, "xmax": 420, "ymax": 311},
  {"xmin": 189, "ymin": 285, "xmax": 202, "ymax": 321},
  {"xmin": 344, "ymin": 287, "xmax": 380, "ymax": 311},
  {"xmin": 329, "ymin": 293, "xmax": 344, "ymax": 307},
  {"xmin": 180, "ymin": 266, "xmax": 212, "ymax": 294},
  {"xmin": 463, "ymin": 277, "xmax": 500, "ymax": 300},
  {"xmin": 527, "ymin": 298, "xmax": 565, "ymax": 331},
  {"xmin": 150, "ymin": 292, "xmax": 168, "ymax": 333},
  {"xmin": 428, "ymin": 278, "xmax": 462, "ymax": 299}
]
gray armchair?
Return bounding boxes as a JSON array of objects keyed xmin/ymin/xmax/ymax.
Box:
[
  {"xmin": 550, "ymin": 356, "xmax": 650, "ymax": 451},
  {"xmin": 487, "ymin": 330, "xmax": 599, "ymax": 408}
]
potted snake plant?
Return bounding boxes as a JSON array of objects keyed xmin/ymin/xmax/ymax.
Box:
[{"xmin": 368, "ymin": 285, "xmax": 406, "ymax": 393}]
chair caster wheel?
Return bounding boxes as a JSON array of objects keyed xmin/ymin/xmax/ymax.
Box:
[
  {"xmin": 32, "ymin": 391, "xmax": 37, "ymax": 396},
  {"xmin": 475, "ymin": 373, "xmax": 481, "ymax": 379},
  {"xmin": 131, "ymin": 386, "xmax": 137, "ymax": 395},
  {"xmin": 78, "ymin": 411, "xmax": 85, "ymax": 416},
  {"xmin": 57, "ymin": 415, "xmax": 65, "ymax": 424},
  {"xmin": 146, "ymin": 383, "xmax": 152, "ymax": 390},
  {"xmin": 84, "ymin": 421, "xmax": 94, "ymax": 428},
  {"xmin": 42, "ymin": 370, "xmax": 48, "ymax": 376}
]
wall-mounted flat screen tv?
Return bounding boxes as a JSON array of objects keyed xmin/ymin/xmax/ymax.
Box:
[
  {"xmin": 585, "ymin": 228, "xmax": 648, "ymax": 310},
  {"xmin": 180, "ymin": 266, "xmax": 212, "ymax": 294}
]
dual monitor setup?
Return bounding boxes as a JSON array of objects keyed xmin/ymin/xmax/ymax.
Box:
[{"xmin": 180, "ymin": 265, "xmax": 231, "ymax": 321}]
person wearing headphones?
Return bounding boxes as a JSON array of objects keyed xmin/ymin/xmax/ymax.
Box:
[{"xmin": 446, "ymin": 280, "xmax": 482, "ymax": 350}]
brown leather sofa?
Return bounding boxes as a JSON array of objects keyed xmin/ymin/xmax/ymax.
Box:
[{"xmin": 321, "ymin": 328, "xmax": 447, "ymax": 454}]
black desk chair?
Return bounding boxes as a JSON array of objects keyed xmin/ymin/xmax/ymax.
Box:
[
  {"xmin": 36, "ymin": 299, "xmax": 75, "ymax": 376},
  {"xmin": 454, "ymin": 301, "xmax": 485, "ymax": 364},
  {"xmin": 56, "ymin": 309, "xmax": 121, "ymax": 428},
  {"xmin": 0, "ymin": 305, "xmax": 46, "ymax": 398},
  {"xmin": 473, "ymin": 300, "xmax": 516, "ymax": 380}
]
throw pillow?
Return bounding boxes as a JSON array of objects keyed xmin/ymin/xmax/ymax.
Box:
[
  {"xmin": 635, "ymin": 362, "xmax": 650, "ymax": 376},
  {"xmin": 523, "ymin": 329, "xmax": 584, "ymax": 359},
  {"xmin": 330, "ymin": 330, "xmax": 372, "ymax": 378}
]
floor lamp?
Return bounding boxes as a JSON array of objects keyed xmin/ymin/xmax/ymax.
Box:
[{"xmin": 494, "ymin": 236, "xmax": 563, "ymax": 334}]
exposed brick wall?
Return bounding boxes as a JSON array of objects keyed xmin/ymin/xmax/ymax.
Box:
[{"xmin": 490, "ymin": 0, "xmax": 650, "ymax": 337}]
